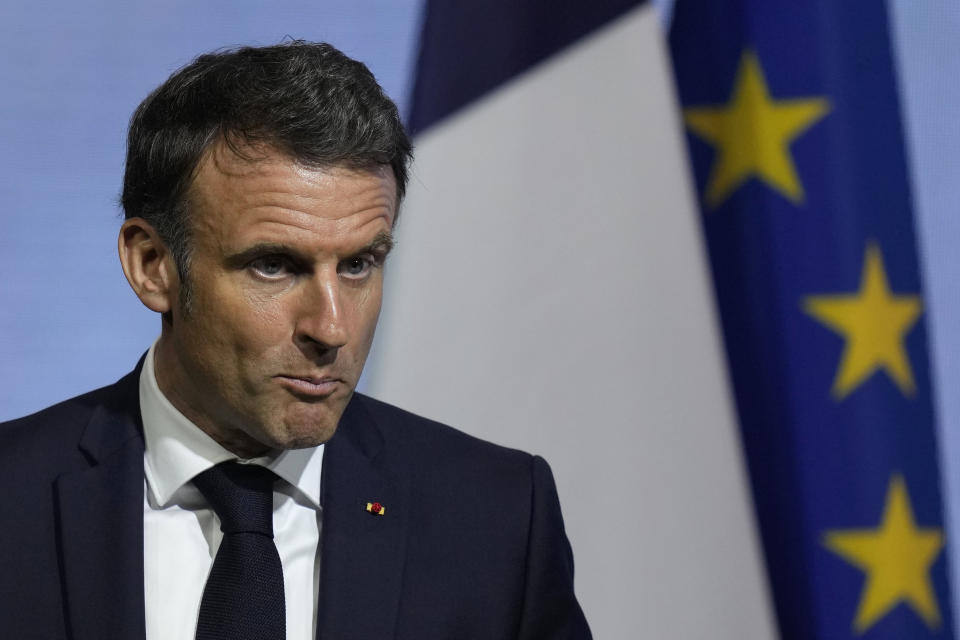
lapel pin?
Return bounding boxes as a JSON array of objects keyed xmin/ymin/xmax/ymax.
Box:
[{"xmin": 366, "ymin": 501, "xmax": 385, "ymax": 516}]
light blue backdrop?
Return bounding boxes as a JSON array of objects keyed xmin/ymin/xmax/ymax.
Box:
[{"xmin": 0, "ymin": 1, "xmax": 423, "ymax": 418}]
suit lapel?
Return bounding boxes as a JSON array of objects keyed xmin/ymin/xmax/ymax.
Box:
[
  {"xmin": 317, "ymin": 395, "xmax": 410, "ymax": 640},
  {"xmin": 55, "ymin": 369, "xmax": 146, "ymax": 640}
]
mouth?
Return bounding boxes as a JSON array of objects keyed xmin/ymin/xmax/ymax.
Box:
[{"xmin": 275, "ymin": 374, "xmax": 343, "ymax": 398}]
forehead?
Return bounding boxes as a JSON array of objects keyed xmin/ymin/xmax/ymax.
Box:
[{"xmin": 185, "ymin": 140, "xmax": 397, "ymax": 236}]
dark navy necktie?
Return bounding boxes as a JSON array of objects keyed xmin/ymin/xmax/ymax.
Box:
[{"xmin": 193, "ymin": 461, "xmax": 286, "ymax": 640}]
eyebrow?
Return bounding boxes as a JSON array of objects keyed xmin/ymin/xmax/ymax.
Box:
[
  {"xmin": 225, "ymin": 231, "xmax": 395, "ymax": 268},
  {"xmin": 365, "ymin": 230, "xmax": 396, "ymax": 256}
]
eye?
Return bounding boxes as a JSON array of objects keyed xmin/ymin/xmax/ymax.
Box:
[
  {"xmin": 249, "ymin": 255, "xmax": 292, "ymax": 279},
  {"xmin": 339, "ymin": 255, "xmax": 374, "ymax": 279}
]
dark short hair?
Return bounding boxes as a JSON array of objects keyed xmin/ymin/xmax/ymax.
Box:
[{"xmin": 121, "ymin": 40, "xmax": 412, "ymax": 284}]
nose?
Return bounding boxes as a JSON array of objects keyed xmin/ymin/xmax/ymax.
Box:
[{"xmin": 294, "ymin": 270, "xmax": 349, "ymax": 351}]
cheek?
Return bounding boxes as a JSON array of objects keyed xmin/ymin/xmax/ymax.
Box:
[
  {"xmin": 246, "ymin": 297, "xmax": 288, "ymax": 332},
  {"xmin": 195, "ymin": 284, "xmax": 291, "ymax": 360},
  {"xmin": 351, "ymin": 285, "xmax": 383, "ymax": 338},
  {"xmin": 233, "ymin": 297, "xmax": 294, "ymax": 356}
]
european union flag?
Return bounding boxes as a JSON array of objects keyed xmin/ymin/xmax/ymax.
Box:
[{"xmin": 669, "ymin": 2, "xmax": 953, "ymax": 638}]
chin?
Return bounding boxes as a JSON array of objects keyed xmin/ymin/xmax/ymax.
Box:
[
  {"xmin": 281, "ymin": 434, "xmax": 334, "ymax": 450},
  {"xmin": 258, "ymin": 396, "xmax": 347, "ymax": 450},
  {"xmin": 275, "ymin": 424, "xmax": 337, "ymax": 449},
  {"xmin": 276, "ymin": 416, "xmax": 340, "ymax": 448}
]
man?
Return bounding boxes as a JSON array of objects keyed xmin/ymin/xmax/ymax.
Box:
[{"xmin": 0, "ymin": 42, "xmax": 590, "ymax": 639}]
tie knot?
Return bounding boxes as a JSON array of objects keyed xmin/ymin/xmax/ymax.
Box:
[{"xmin": 193, "ymin": 461, "xmax": 277, "ymax": 536}]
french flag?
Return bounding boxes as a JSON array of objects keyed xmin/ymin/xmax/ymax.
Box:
[{"xmin": 365, "ymin": 1, "xmax": 776, "ymax": 636}]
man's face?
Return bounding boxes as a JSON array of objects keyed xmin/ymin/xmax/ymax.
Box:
[{"xmin": 153, "ymin": 142, "xmax": 396, "ymax": 456}]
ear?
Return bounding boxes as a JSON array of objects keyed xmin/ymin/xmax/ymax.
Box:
[{"xmin": 118, "ymin": 217, "xmax": 178, "ymax": 314}]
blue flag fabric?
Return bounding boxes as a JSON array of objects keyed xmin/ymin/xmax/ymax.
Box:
[
  {"xmin": 669, "ymin": 2, "xmax": 953, "ymax": 638},
  {"xmin": 409, "ymin": 0, "xmax": 645, "ymax": 134}
]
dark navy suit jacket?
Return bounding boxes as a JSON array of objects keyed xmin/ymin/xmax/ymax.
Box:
[{"xmin": 0, "ymin": 365, "xmax": 591, "ymax": 639}]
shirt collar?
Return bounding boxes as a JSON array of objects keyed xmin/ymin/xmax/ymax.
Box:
[{"xmin": 139, "ymin": 341, "xmax": 323, "ymax": 509}]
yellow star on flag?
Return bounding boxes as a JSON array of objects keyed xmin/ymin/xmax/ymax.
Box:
[
  {"xmin": 804, "ymin": 243, "xmax": 922, "ymax": 399},
  {"xmin": 683, "ymin": 50, "xmax": 830, "ymax": 208},
  {"xmin": 823, "ymin": 475, "xmax": 944, "ymax": 633}
]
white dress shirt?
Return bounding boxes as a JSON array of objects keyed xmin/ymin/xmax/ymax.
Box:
[{"xmin": 139, "ymin": 343, "xmax": 324, "ymax": 640}]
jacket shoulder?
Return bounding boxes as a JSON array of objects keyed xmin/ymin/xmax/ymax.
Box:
[
  {"xmin": 0, "ymin": 374, "xmax": 135, "ymax": 467},
  {"xmin": 353, "ymin": 392, "xmax": 534, "ymax": 469},
  {"xmin": 350, "ymin": 393, "xmax": 542, "ymax": 515}
]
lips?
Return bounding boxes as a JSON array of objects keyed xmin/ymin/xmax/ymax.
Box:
[{"xmin": 275, "ymin": 374, "xmax": 342, "ymax": 398}]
